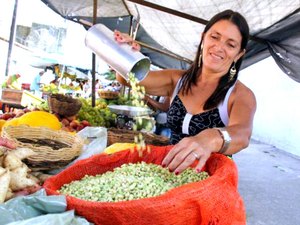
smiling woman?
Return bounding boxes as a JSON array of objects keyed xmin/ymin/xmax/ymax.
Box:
[
  {"xmin": 202, "ymin": 20, "xmax": 245, "ymax": 75},
  {"xmin": 115, "ymin": 9, "xmax": 257, "ymax": 174}
]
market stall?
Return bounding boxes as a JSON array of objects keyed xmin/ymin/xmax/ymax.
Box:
[{"xmin": 4, "ymin": 1, "xmax": 300, "ymax": 224}]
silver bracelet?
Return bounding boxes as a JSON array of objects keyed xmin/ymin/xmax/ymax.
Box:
[{"xmin": 214, "ymin": 127, "xmax": 232, "ymax": 154}]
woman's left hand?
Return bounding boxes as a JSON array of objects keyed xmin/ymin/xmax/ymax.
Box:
[
  {"xmin": 162, "ymin": 136, "xmax": 213, "ymax": 174},
  {"xmin": 114, "ymin": 30, "xmax": 141, "ymax": 51}
]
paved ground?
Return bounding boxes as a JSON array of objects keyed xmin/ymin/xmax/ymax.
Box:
[{"xmin": 233, "ymin": 140, "xmax": 300, "ymax": 225}]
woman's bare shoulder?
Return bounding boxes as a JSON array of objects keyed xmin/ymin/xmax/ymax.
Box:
[
  {"xmin": 152, "ymin": 69, "xmax": 185, "ymax": 78},
  {"xmin": 172, "ymin": 69, "xmax": 185, "ymax": 83},
  {"xmin": 150, "ymin": 69, "xmax": 184, "ymax": 87},
  {"xmin": 235, "ymin": 81, "xmax": 254, "ymax": 95},
  {"xmin": 233, "ymin": 80, "xmax": 256, "ymax": 104}
]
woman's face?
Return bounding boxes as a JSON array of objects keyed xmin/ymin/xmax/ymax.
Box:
[{"xmin": 202, "ymin": 19, "xmax": 245, "ymax": 74}]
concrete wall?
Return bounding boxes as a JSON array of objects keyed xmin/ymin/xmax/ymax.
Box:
[{"xmin": 239, "ymin": 57, "xmax": 300, "ymax": 157}]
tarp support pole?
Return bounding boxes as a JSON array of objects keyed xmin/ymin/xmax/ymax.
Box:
[
  {"xmin": 5, "ymin": 0, "xmax": 19, "ymax": 77},
  {"xmin": 91, "ymin": 0, "xmax": 97, "ymax": 107},
  {"xmin": 127, "ymin": 0, "xmax": 208, "ymax": 25},
  {"xmin": 137, "ymin": 41, "xmax": 192, "ymax": 64}
]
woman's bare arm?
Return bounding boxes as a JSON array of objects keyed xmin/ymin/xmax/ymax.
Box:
[{"xmin": 116, "ymin": 69, "xmax": 183, "ymax": 97}]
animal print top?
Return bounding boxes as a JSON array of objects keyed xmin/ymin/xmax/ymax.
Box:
[{"xmin": 167, "ymin": 79, "xmax": 235, "ymax": 144}]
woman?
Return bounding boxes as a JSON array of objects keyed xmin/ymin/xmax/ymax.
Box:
[
  {"xmin": 2, "ymin": 74, "xmax": 21, "ymax": 89},
  {"xmin": 115, "ymin": 10, "xmax": 256, "ymax": 174}
]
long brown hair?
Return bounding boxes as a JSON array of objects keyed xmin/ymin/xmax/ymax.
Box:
[{"xmin": 180, "ymin": 10, "xmax": 249, "ymax": 110}]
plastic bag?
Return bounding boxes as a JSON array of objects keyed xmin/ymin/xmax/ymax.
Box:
[
  {"xmin": 49, "ymin": 126, "xmax": 107, "ymax": 174},
  {"xmin": 6, "ymin": 210, "xmax": 91, "ymax": 225},
  {"xmin": 75, "ymin": 126, "xmax": 108, "ymax": 160},
  {"xmin": 0, "ymin": 189, "xmax": 92, "ymax": 225},
  {"xmin": 0, "ymin": 189, "xmax": 66, "ymax": 224}
]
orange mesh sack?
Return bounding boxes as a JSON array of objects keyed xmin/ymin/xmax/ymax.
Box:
[{"xmin": 44, "ymin": 146, "xmax": 246, "ymax": 225}]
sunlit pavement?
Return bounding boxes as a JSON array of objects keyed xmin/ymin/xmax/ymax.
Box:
[{"xmin": 234, "ymin": 140, "xmax": 300, "ymax": 225}]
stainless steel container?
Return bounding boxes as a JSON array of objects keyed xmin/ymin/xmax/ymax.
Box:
[
  {"xmin": 108, "ymin": 105, "xmax": 153, "ymax": 117},
  {"xmin": 85, "ymin": 24, "xmax": 151, "ymax": 81}
]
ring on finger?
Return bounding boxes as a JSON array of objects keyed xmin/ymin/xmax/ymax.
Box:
[{"xmin": 191, "ymin": 151, "xmax": 200, "ymax": 160}]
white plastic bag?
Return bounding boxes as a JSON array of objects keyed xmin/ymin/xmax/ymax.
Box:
[
  {"xmin": 50, "ymin": 127, "xmax": 108, "ymax": 174},
  {"xmin": 75, "ymin": 126, "xmax": 108, "ymax": 161}
]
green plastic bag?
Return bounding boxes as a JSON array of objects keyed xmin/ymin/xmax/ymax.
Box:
[
  {"xmin": 0, "ymin": 189, "xmax": 92, "ymax": 225},
  {"xmin": 6, "ymin": 211, "xmax": 91, "ymax": 225}
]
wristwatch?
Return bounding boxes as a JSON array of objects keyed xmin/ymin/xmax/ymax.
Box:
[{"xmin": 215, "ymin": 127, "xmax": 232, "ymax": 154}]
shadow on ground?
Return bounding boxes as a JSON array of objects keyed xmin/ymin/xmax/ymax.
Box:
[{"xmin": 233, "ymin": 139, "xmax": 300, "ymax": 225}]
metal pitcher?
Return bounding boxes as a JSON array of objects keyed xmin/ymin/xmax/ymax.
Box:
[{"xmin": 85, "ymin": 24, "xmax": 151, "ymax": 81}]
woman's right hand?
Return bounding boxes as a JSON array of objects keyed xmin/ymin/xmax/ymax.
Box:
[{"xmin": 114, "ymin": 30, "xmax": 141, "ymax": 51}]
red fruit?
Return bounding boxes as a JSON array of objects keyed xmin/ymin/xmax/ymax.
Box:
[
  {"xmin": 81, "ymin": 120, "xmax": 91, "ymax": 127},
  {"xmin": 15, "ymin": 111, "xmax": 25, "ymax": 118},
  {"xmin": 70, "ymin": 120, "xmax": 79, "ymax": 129},
  {"xmin": 23, "ymin": 108, "xmax": 31, "ymax": 113},
  {"xmin": 76, "ymin": 124, "xmax": 85, "ymax": 132},
  {"xmin": 61, "ymin": 126, "xmax": 69, "ymax": 132},
  {"xmin": 61, "ymin": 118, "xmax": 70, "ymax": 126},
  {"xmin": 2, "ymin": 113, "xmax": 13, "ymax": 120},
  {"xmin": 10, "ymin": 112, "xmax": 16, "ymax": 118},
  {"xmin": 68, "ymin": 127, "xmax": 75, "ymax": 132},
  {"xmin": 61, "ymin": 126, "xmax": 75, "ymax": 132},
  {"xmin": 66, "ymin": 115, "xmax": 76, "ymax": 122}
]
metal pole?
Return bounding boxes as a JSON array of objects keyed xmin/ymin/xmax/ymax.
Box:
[
  {"xmin": 127, "ymin": 0, "xmax": 208, "ymax": 25},
  {"xmin": 91, "ymin": 0, "xmax": 97, "ymax": 107},
  {"xmin": 5, "ymin": 0, "xmax": 19, "ymax": 77}
]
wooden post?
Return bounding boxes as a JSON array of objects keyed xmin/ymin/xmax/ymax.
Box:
[{"xmin": 5, "ymin": 0, "xmax": 19, "ymax": 77}]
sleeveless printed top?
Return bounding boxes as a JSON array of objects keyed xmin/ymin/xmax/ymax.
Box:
[{"xmin": 167, "ymin": 78, "xmax": 235, "ymax": 144}]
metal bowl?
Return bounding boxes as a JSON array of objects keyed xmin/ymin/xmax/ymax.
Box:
[{"xmin": 108, "ymin": 105, "xmax": 153, "ymax": 117}]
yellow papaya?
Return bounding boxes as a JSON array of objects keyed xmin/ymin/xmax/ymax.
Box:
[
  {"xmin": 3, "ymin": 111, "xmax": 61, "ymax": 130},
  {"xmin": 2, "ymin": 118, "xmax": 19, "ymax": 128},
  {"xmin": 104, "ymin": 143, "xmax": 136, "ymax": 154},
  {"xmin": 0, "ymin": 119, "xmax": 7, "ymax": 132}
]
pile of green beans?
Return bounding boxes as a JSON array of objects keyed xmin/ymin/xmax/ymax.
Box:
[
  {"xmin": 59, "ymin": 162, "xmax": 209, "ymax": 202},
  {"xmin": 128, "ymin": 73, "xmax": 152, "ymax": 155},
  {"xmin": 128, "ymin": 72, "xmax": 146, "ymax": 108}
]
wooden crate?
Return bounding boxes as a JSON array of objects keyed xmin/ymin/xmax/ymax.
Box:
[
  {"xmin": 1, "ymin": 89, "xmax": 44, "ymax": 107},
  {"xmin": 1, "ymin": 89, "xmax": 23, "ymax": 105}
]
